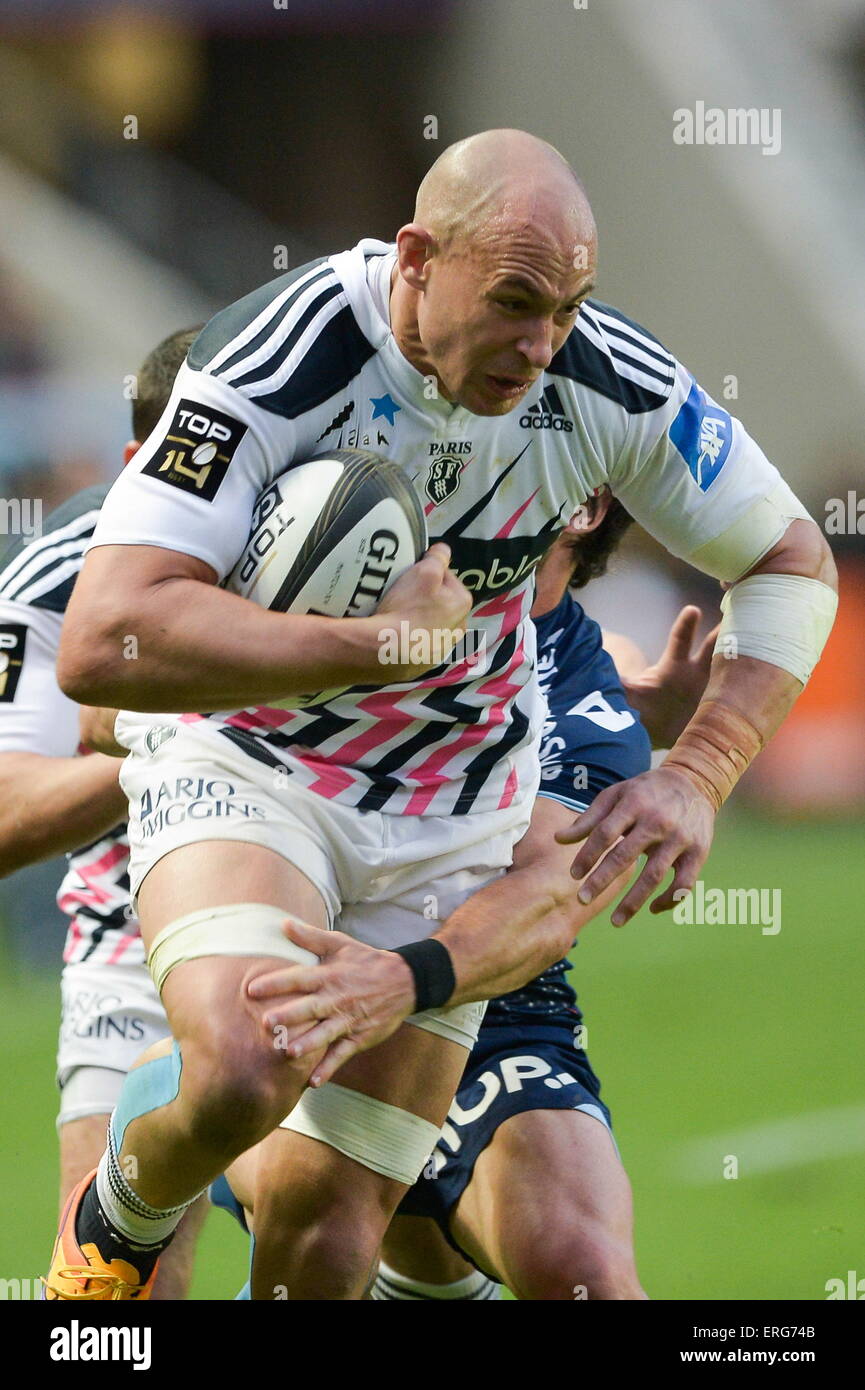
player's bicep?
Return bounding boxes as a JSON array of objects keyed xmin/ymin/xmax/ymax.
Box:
[{"xmin": 59, "ymin": 543, "xmax": 218, "ymax": 682}]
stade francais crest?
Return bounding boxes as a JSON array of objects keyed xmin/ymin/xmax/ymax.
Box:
[{"xmin": 425, "ymin": 456, "xmax": 464, "ymax": 506}]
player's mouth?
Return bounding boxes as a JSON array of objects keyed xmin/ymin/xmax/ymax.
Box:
[{"xmin": 485, "ymin": 374, "xmax": 534, "ymax": 401}]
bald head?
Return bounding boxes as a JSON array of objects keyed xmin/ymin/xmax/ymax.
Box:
[
  {"xmin": 391, "ymin": 129, "xmax": 597, "ymax": 416},
  {"xmin": 414, "ymin": 129, "xmax": 595, "ymax": 253}
]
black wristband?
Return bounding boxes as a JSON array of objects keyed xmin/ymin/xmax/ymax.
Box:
[{"xmin": 390, "ymin": 938, "xmax": 456, "ymax": 1012}]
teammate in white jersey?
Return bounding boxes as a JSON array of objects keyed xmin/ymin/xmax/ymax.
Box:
[
  {"xmin": 0, "ymin": 328, "xmax": 208, "ymax": 1298},
  {"xmin": 47, "ymin": 129, "xmax": 836, "ymax": 1300}
]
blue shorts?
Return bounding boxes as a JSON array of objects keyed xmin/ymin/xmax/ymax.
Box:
[{"xmin": 397, "ymin": 1016, "xmax": 613, "ymax": 1263}]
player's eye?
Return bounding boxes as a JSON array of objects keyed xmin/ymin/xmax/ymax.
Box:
[{"xmin": 496, "ymin": 298, "xmax": 528, "ymax": 313}]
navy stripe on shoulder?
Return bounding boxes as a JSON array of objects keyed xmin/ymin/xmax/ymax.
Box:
[
  {"xmin": 549, "ymin": 301, "xmax": 675, "ymax": 414},
  {"xmin": 242, "ymin": 303, "xmax": 377, "ymax": 420},
  {"xmin": 187, "ymin": 256, "xmax": 330, "ymax": 373},
  {"xmin": 19, "ymin": 572, "xmax": 78, "ymax": 615},
  {"xmin": 0, "ymin": 484, "xmax": 108, "ymax": 594},
  {"xmin": 588, "ymin": 299, "xmax": 671, "ymax": 353},
  {"xmin": 228, "ymin": 282, "xmax": 343, "ymax": 390}
]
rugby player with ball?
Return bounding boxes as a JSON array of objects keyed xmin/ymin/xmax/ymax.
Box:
[{"xmin": 46, "ymin": 129, "xmax": 835, "ymax": 1299}]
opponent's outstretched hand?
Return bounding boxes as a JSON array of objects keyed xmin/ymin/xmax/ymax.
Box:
[
  {"xmin": 247, "ymin": 919, "xmax": 416, "ymax": 1086},
  {"xmin": 555, "ymin": 766, "xmax": 715, "ymax": 926},
  {"xmin": 620, "ymin": 605, "xmax": 718, "ymax": 749}
]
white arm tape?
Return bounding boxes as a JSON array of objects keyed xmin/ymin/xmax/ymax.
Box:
[
  {"xmin": 686, "ymin": 480, "xmax": 812, "ymax": 582},
  {"xmin": 714, "ymin": 573, "xmax": 838, "ymax": 686}
]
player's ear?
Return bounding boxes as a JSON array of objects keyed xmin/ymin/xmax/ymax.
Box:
[
  {"xmin": 396, "ymin": 224, "xmax": 436, "ymax": 291},
  {"xmin": 123, "ymin": 440, "xmax": 141, "ymax": 466},
  {"xmin": 567, "ymin": 487, "xmax": 613, "ymax": 536}
]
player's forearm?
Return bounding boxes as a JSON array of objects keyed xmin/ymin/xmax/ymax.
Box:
[
  {"xmin": 0, "ymin": 753, "xmax": 128, "ymax": 876},
  {"xmin": 58, "ymin": 577, "xmax": 384, "ymax": 710},
  {"xmin": 432, "ymin": 860, "xmax": 612, "ymax": 1006},
  {"xmin": 664, "ymin": 520, "xmax": 838, "ymax": 805},
  {"xmin": 696, "ymin": 652, "xmax": 802, "ymax": 747}
]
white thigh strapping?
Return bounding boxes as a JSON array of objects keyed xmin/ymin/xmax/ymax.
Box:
[
  {"xmin": 147, "ymin": 902, "xmax": 319, "ymax": 994},
  {"xmin": 280, "ymin": 1083, "xmax": 441, "ymax": 1186}
]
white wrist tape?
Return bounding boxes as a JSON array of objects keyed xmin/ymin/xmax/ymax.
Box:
[{"xmin": 714, "ymin": 573, "xmax": 837, "ymax": 685}]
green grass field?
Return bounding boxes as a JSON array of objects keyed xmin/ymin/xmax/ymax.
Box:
[{"xmin": 1, "ymin": 808, "xmax": 862, "ymax": 1301}]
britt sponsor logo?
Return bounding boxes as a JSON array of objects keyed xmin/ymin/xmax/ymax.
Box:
[
  {"xmin": 673, "ymin": 101, "xmax": 781, "ymax": 156},
  {"xmin": 825, "ymin": 1270, "xmax": 865, "ymax": 1299},
  {"xmin": 142, "ymin": 398, "xmax": 247, "ymax": 501},
  {"xmin": 670, "ymin": 377, "xmax": 733, "ymax": 492},
  {"xmin": 377, "ymin": 622, "xmax": 489, "ymax": 674},
  {"xmin": 520, "ymin": 383, "xmax": 573, "ymax": 432},
  {"xmin": 50, "ymin": 1321, "xmax": 152, "ymax": 1370},
  {"xmin": 139, "ymin": 777, "xmax": 266, "ymax": 837},
  {"xmin": 824, "ymin": 491, "xmax": 865, "ymax": 535},
  {"xmin": 673, "ymin": 881, "xmax": 782, "ymax": 935},
  {"xmin": 0, "ymin": 496, "xmax": 42, "ymax": 540}
]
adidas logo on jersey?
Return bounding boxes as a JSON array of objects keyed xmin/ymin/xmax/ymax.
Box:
[{"xmin": 520, "ymin": 384, "xmax": 573, "ymax": 432}]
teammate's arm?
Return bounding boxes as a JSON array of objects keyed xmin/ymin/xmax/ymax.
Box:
[
  {"xmin": 0, "ymin": 751, "xmax": 127, "ymax": 877},
  {"xmin": 0, "ymin": 604, "xmax": 128, "ymax": 876},
  {"xmin": 57, "ymin": 542, "xmax": 470, "ymax": 710}
]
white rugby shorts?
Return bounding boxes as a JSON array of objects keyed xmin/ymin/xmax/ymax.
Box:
[
  {"xmin": 117, "ymin": 718, "xmax": 535, "ymax": 953},
  {"xmin": 57, "ymin": 960, "xmax": 168, "ymax": 1126}
]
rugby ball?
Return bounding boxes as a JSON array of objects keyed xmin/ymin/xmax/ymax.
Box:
[{"xmin": 226, "ymin": 449, "xmax": 427, "ymax": 618}]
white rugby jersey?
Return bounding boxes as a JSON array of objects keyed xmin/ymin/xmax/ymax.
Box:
[
  {"xmin": 0, "ymin": 487, "xmax": 141, "ymax": 968},
  {"xmin": 91, "ymin": 239, "xmax": 797, "ymax": 816}
]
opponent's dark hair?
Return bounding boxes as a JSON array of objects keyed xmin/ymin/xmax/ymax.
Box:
[
  {"xmin": 132, "ymin": 325, "xmax": 203, "ymax": 442},
  {"xmin": 566, "ymin": 496, "xmax": 633, "ymax": 590}
]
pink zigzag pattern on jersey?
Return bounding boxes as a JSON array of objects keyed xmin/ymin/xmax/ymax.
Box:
[
  {"xmin": 403, "ymin": 633, "xmax": 528, "ymax": 813},
  {"xmin": 298, "ymin": 689, "xmax": 418, "ymax": 781},
  {"xmin": 61, "ymin": 919, "xmax": 83, "ymax": 963},
  {"xmin": 106, "ymin": 929, "xmax": 142, "ymax": 964},
  {"xmin": 225, "ymin": 706, "xmax": 298, "ymax": 731},
  {"xmin": 497, "ymin": 766, "xmax": 519, "ymax": 809}
]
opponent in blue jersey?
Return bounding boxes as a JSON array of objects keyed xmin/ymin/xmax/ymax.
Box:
[{"xmin": 215, "ymin": 493, "xmax": 715, "ymax": 1299}]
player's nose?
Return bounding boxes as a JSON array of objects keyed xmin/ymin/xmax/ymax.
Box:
[{"xmin": 516, "ymin": 319, "xmax": 554, "ymax": 370}]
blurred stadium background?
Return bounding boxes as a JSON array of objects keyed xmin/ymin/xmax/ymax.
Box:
[{"xmin": 0, "ymin": 0, "xmax": 863, "ymax": 1300}]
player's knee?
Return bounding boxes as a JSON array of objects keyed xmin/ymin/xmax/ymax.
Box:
[
  {"xmin": 178, "ymin": 1028, "xmax": 307, "ymax": 1153},
  {"xmin": 261, "ymin": 1204, "xmax": 384, "ymax": 1300},
  {"xmin": 511, "ymin": 1227, "xmax": 645, "ymax": 1301}
]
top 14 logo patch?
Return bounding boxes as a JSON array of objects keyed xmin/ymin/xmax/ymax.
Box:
[{"xmin": 142, "ymin": 399, "xmax": 248, "ymax": 501}]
